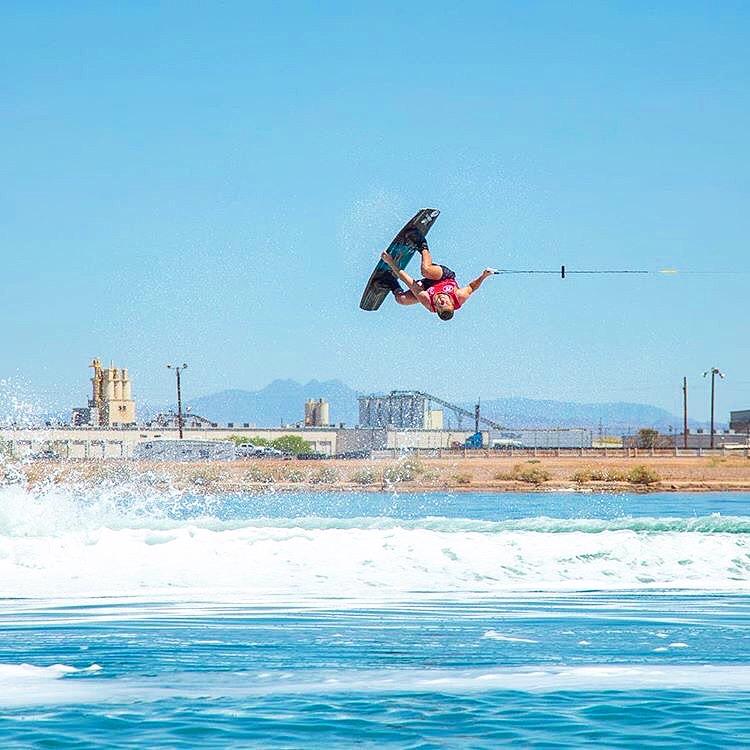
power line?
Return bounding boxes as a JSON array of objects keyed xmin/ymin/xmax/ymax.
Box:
[
  {"xmin": 489, "ymin": 266, "xmax": 747, "ymax": 278},
  {"xmin": 493, "ymin": 267, "xmax": 647, "ymax": 276}
]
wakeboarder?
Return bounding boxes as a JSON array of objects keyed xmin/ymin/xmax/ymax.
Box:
[{"xmin": 378, "ymin": 232, "xmax": 496, "ymax": 320}]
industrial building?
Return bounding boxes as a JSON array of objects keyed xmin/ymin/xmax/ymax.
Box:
[
  {"xmin": 730, "ymin": 410, "xmax": 750, "ymax": 434},
  {"xmin": 304, "ymin": 399, "xmax": 330, "ymax": 427},
  {"xmin": 359, "ymin": 392, "xmax": 436, "ymax": 429},
  {"xmin": 358, "ymin": 391, "xmax": 499, "ymax": 432},
  {"xmin": 71, "ymin": 358, "xmax": 135, "ymax": 427},
  {"xmin": 666, "ymin": 431, "xmax": 750, "ymax": 449},
  {"xmin": 12, "ymin": 364, "xmax": 717, "ymax": 459}
]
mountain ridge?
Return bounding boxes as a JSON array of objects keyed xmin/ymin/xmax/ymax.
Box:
[{"xmin": 148, "ymin": 379, "xmax": 716, "ymax": 434}]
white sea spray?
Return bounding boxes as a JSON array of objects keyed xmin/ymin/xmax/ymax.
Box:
[{"xmin": 1, "ymin": 483, "xmax": 749, "ymax": 602}]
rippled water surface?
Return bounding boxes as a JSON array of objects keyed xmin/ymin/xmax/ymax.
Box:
[{"xmin": 1, "ymin": 484, "xmax": 749, "ymax": 747}]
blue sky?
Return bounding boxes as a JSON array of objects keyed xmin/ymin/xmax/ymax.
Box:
[{"xmin": 1, "ymin": 1, "xmax": 748, "ymax": 422}]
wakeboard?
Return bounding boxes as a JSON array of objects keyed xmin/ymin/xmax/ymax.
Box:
[{"xmin": 359, "ymin": 208, "xmax": 441, "ymax": 311}]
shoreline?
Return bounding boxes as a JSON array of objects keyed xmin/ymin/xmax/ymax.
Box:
[{"xmin": 7, "ymin": 454, "xmax": 750, "ymax": 494}]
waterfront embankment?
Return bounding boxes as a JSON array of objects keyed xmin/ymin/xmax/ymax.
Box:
[{"xmin": 8, "ymin": 454, "xmax": 750, "ymax": 493}]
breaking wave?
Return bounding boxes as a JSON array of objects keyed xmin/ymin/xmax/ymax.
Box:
[{"xmin": 1, "ymin": 482, "xmax": 749, "ymax": 601}]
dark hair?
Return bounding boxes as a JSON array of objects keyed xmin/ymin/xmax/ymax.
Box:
[{"xmin": 437, "ymin": 309, "xmax": 454, "ymax": 321}]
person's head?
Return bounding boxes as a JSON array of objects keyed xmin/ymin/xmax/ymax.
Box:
[{"xmin": 434, "ymin": 294, "xmax": 455, "ymax": 321}]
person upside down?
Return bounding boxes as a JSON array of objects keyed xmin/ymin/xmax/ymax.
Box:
[{"xmin": 379, "ymin": 233, "xmax": 497, "ymax": 320}]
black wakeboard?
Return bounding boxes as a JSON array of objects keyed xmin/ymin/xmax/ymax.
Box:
[{"xmin": 359, "ymin": 208, "xmax": 441, "ymax": 311}]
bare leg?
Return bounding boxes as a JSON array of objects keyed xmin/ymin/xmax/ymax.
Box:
[
  {"xmin": 420, "ymin": 246, "xmax": 443, "ymax": 281},
  {"xmin": 394, "ymin": 290, "xmax": 420, "ymax": 305}
]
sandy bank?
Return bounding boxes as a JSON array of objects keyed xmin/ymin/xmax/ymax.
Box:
[{"xmin": 8, "ymin": 454, "xmax": 750, "ymax": 493}]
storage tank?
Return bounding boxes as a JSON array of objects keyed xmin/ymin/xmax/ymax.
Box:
[
  {"xmin": 104, "ymin": 370, "xmax": 116, "ymax": 399},
  {"xmin": 304, "ymin": 400, "xmax": 316, "ymax": 426},
  {"xmin": 113, "ymin": 369, "xmax": 122, "ymax": 400},
  {"xmin": 304, "ymin": 399, "xmax": 330, "ymax": 427},
  {"xmin": 122, "ymin": 369, "xmax": 132, "ymax": 400}
]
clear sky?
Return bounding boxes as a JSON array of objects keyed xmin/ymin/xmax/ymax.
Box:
[{"xmin": 2, "ymin": 1, "xmax": 748, "ymax": 421}]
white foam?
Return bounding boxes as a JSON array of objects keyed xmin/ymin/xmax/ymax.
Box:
[
  {"xmin": 2, "ymin": 521, "xmax": 748, "ymax": 602},
  {"xmin": 0, "ymin": 663, "xmax": 103, "ymax": 707},
  {"xmin": 1, "ymin": 484, "xmax": 749, "ymax": 603},
  {"xmin": 483, "ymin": 630, "xmax": 539, "ymax": 643},
  {"xmin": 2, "ymin": 663, "xmax": 750, "ymax": 707},
  {"xmin": 0, "ymin": 663, "xmax": 101, "ymax": 679}
]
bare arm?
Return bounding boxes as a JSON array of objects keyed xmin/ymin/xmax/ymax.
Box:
[
  {"xmin": 458, "ymin": 268, "xmax": 497, "ymax": 302},
  {"xmin": 381, "ymin": 252, "xmax": 432, "ymax": 309}
]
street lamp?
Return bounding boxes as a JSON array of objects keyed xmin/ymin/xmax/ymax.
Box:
[
  {"xmin": 703, "ymin": 367, "xmax": 725, "ymax": 449},
  {"xmin": 167, "ymin": 363, "xmax": 188, "ymax": 439}
]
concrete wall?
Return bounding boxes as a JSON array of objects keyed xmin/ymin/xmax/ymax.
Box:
[
  {"xmin": 2, "ymin": 435, "xmax": 128, "ymax": 459},
  {"xmin": 133, "ymin": 439, "xmax": 235, "ymax": 461},
  {"xmin": 335, "ymin": 428, "xmax": 387, "ymax": 453},
  {"xmin": 1, "ymin": 426, "xmax": 586, "ymax": 458},
  {"xmin": 0, "ymin": 426, "xmax": 342, "ymax": 457},
  {"xmin": 386, "ymin": 429, "xmax": 484, "ymax": 450}
]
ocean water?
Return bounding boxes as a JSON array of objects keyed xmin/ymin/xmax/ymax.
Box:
[{"xmin": 1, "ymin": 480, "xmax": 749, "ymax": 748}]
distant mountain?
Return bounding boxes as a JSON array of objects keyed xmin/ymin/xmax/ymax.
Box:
[
  {"xmin": 180, "ymin": 379, "xmax": 360, "ymax": 427},
  {"xmin": 466, "ymin": 398, "xmax": 712, "ymax": 434},
  {"xmin": 144, "ymin": 378, "xmax": 715, "ymax": 434}
]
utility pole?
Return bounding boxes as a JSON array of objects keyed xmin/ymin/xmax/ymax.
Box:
[
  {"xmin": 167, "ymin": 363, "xmax": 188, "ymax": 439},
  {"xmin": 703, "ymin": 367, "xmax": 725, "ymax": 449},
  {"xmin": 474, "ymin": 398, "xmax": 480, "ymax": 434},
  {"xmin": 682, "ymin": 377, "xmax": 688, "ymax": 449}
]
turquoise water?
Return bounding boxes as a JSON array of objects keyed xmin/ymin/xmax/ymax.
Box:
[{"xmin": 1, "ymin": 485, "xmax": 749, "ymax": 747}]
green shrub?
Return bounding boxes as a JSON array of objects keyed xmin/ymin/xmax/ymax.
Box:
[
  {"xmin": 244, "ymin": 465, "xmax": 275, "ymax": 484},
  {"xmin": 571, "ymin": 466, "xmax": 627, "ymax": 483},
  {"xmin": 402, "ymin": 454, "xmax": 425, "ymax": 476},
  {"xmin": 604, "ymin": 468, "xmax": 627, "ymax": 482},
  {"xmin": 571, "ymin": 468, "xmax": 593, "ymax": 484},
  {"xmin": 310, "ymin": 467, "xmax": 340, "ymax": 484},
  {"xmin": 279, "ymin": 466, "xmax": 305, "ymax": 483},
  {"xmin": 627, "ymin": 465, "xmax": 660, "ymax": 485},
  {"xmin": 190, "ymin": 468, "xmax": 220, "ymax": 486},
  {"xmin": 515, "ymin": 465, "xmax": 551, "ymax": 485},
  {"xmin": 495, "ymin": 463, "xmax": 549, "ymax": 484},
  {"xmin": 495, "ymin": 462, "xmax": 550, "ymax": 484},
  {"xmin": 272, "ymin": 435, "xmax": 312, "ymax": 455},
  {"xmin": 452, "ymin": 473, "xmax": 472, "ymax": 485},
  {"xmin": 383, "ymin": 460, "xmax": 417, "ymax": 484},
  {"xmin": 350, "ymin": 467, "xmax": 379, "ymax": 485}
]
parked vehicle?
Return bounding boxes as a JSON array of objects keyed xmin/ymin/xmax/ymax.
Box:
[
  {"xmin": 235, "ymin": 443, "xmax": 260, "ymax": 458},
  {"xmin": 30, "ymin": 448, "xmax": 60, "ymax": 460},
  {"xmin": 254, "ymin": 446, "xmax": 290, "ymax": 459},
  {"xmin": 235, "ymin": 444, "xmax": 292, "ymax": 459}
]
